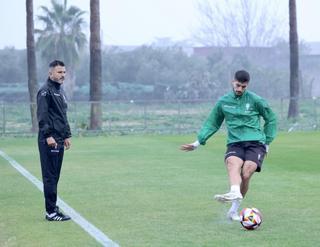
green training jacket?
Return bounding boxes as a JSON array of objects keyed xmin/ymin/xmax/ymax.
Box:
[{"xmin": 197, "ymin": 90, "xmax": 277, "ymax": 145}]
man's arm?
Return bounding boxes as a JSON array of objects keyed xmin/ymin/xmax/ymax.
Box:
[
  {"xmin": 37, "ymin": 89, "xmax": 53, "ymax": 139},
  {"xmin": 37, "ymin": 90, "xmax": 58, "ymax": 148},
  {"xmin": 257, "ymin": 99, "xmax": 277, "ymax": 145},
  {"xmin": 197, "ymin": 101, "xmax": 224, "ymax": 145},
  {"xmin": 180, "ymin": 101, "xmax": 224, "ymax": 151}
]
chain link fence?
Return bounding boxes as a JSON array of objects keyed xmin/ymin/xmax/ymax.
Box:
[{"xmin": 0, "ymin": 98, "xmax": 319, "ymax": 136}]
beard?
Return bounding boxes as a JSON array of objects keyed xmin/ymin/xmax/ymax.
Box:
[{"xmin": 234, "ymin": 89, "xmax": 243, "ymax": 96}]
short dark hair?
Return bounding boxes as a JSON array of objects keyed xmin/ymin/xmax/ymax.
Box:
[
  {"xmin": 49, "ymin": 60, "xmax": 65, "ymax": 68},
  {"xmin": 234, "ymin": 70, "xmax": 250, "ymax": 83}
]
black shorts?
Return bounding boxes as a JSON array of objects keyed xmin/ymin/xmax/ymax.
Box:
[{"xmin": 224, "ymin": 141, "xmax": 267, "ymax": 172}]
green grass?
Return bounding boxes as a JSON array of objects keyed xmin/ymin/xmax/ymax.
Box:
[{"xmin": 0, "ymin": 132, "xmax": 319, "ymax": 246}]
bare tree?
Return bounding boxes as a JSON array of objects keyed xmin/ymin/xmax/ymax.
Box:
[
  {"xmin": 89, "ymin": 0, "xmax": 102, "ymax": 129},
  {"xmin": 288, "ymin": 0, "xmax": 299, "ymax": 119},
  {"xmin": 194, "ymin": 0, "xmax": 285, "ymax": 47},
  {"xmin": 26, "ymin": 0, "xmax": 38, "ymax": 132}
]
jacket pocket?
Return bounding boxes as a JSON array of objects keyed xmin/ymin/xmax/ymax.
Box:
[{"xmin": 48, "ymin": 146, "xmax": 60, "ymax": 157}]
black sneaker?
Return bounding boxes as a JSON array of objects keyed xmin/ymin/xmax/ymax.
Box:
[
  {"xmin": 54, "ymin": 206, "xmax": 71, "ymax": 220},
  {"xmin": 45, "ymin": 211, "xmax": 71, "ymax": 221},
  {"xmin": 54, "ymin": 206, "xmax": 61, "ymax": 213}
]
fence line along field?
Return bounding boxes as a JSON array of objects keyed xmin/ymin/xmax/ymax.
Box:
[
  {"xmin": 1, "ymin": 97, "xmax": 319, "ymax": 136},
  {"xmin": 0, "ymin": 132, "xmax": 319, "ymax": 246}
]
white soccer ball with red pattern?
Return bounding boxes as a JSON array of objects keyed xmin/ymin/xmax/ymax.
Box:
[{"xmin": 240, "ymin": 207, "xmax": 262, "ymax": 230}]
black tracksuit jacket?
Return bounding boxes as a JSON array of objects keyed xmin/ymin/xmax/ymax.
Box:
[{"xmin": 37, "ymin": 78, "xmax": 72, "ymax": 143}]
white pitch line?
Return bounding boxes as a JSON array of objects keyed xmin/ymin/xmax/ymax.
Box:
[{"xmin": 0, "ymin": 150, "xmax": 119, "ymax": 247}]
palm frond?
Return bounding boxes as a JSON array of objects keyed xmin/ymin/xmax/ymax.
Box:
[{"xmin": 36, "ymin": 0, "xmax": 87, "ymax": 66}]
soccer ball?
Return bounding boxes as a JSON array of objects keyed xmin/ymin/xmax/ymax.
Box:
[{"xmin": 240, "ymin": 207, "xmax": 262, "ymax": 230}]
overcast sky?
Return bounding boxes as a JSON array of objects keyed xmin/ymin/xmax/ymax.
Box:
[{"xmin": 1, "ymin": 0, "xmax": 319, "ymax": 49}]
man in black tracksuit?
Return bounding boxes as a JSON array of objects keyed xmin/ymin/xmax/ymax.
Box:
[{"xmin": 37, "ymin": 60, "xmax": 72, "ymax": 221}]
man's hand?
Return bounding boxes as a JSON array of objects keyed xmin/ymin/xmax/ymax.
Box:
[
  {"xmin": 180, "ymin": 144, "xmax": 196, "ymax": 151},
  {"xmin": 265, "ymin": 144, "xmax": 269, "ymax": 153},
  {"xmin": 46, "ymin": 137, "xmax": 57, "ymax": 149},
  {"xmin": 64, "ymin": 138, "xmax": 71, "ymax": 150},
  {"xmin": 180, "ymin": 141, "xmax": 200, "ymax": 152}
]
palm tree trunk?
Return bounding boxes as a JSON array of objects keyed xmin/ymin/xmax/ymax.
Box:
[
  {"xmin": 26, "ymin": 0, "xmax": 38, "ymax": 132},
  {"xmin": 288, "ymin": 0, "xmax": 299, "ymax": 119},
  {"xmin": 89, "ymin": 0, "xmax": 102, "ymax": 130}
]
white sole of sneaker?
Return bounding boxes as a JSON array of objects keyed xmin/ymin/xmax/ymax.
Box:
[
  {"xmin": 214, "ymin": 195, "xmax": 229, "ymax": 202},
  {"xmin": 214, "ymin": 194, "xmax": 241, "ymax": 202},
  {"xmin": 214, "ymin": 194, "xmax": 243, "ymax": 202},
  {"xmin": 228, "ymin": 215, "xmax": 241, "ymax": 221}
]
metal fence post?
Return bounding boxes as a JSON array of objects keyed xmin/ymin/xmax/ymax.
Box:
[
  {"xmin": 143, "ymin": 102, "xmax": 147, "ymax": 130},
  {"xmin": 317, "ymin": 98, "xmax": 319, "ymax": 129},
  {"xmin": 313, "ymin": 97, "xmax": 318, "ymax": 129},
  {"xmin": 177, "ymin": 100, "xmax": 181, "ymax": 134},
  {"xmin": 108, "ymin": 102, "xmax": 112, "ymax": 133},
  {"xmin": 2, "ymin": 102, "xmax": 5, "ymax": 135},
  {"xmin": 280, "ymin": 98, "xmax": 284, "ymax": 121},
  {"xmin": 73, "ymin": 102, "xmax": 78, "ymax": 135}
]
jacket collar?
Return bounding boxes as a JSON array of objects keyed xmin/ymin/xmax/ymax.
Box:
[
  {"xmin": 232, "ymin": 90, "xmax": 247, "ymax": 99},
  {"xmin": 47, "ymin": 78, "xmax": 61, "ymax": 90}
]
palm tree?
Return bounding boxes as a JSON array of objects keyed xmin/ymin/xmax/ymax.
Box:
[
  {"xmin": 35, "ymin": 0, "xmax": 87, "ymax": 99},
  {"xmin": 288, "ymin": 0, "xmax": 299, "ymax": 119},
  {"xmin": 26, "ymin": 0, "xmax": 38, "ymax": 132},
  {"xmin": 89, "ymin": 0, "xmax": 102, "ymax": 130}
]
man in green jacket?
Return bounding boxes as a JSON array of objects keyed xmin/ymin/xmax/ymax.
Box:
[{"xmin": 181, "ymin": 70, "xmax": 277, "ymax": 221}]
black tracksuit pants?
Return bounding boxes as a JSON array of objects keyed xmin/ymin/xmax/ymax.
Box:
[{"xmin": 38, "ymin": 141, "xmax": 64, "ymax": 214}]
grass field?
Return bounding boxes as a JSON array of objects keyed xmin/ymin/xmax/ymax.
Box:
[{"xmin": 0, "ymin": 132, "xmax": 319, "ymax": 247}]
